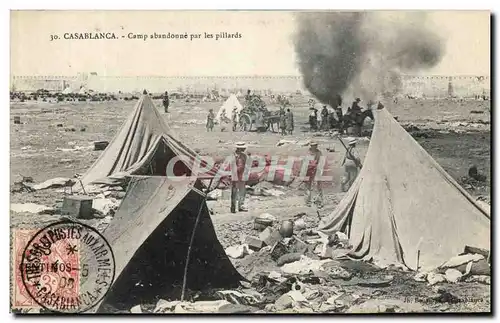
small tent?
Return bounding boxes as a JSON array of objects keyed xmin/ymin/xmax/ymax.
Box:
[
  {"xmin": 78, "ymin": 86, "xmax": 87, "ymax": 94},
  {"xmin": 62, "ymin": 86, "xmax": 72, "ymax": 94},
  {"xmin": 318, "ymin": 106, "xmax": 490, "ymax": 270},
  {"xmin": 93, "ymin": 176, "xmax": 243, "ymax": 312},
  {"xmin": 76, "ymin": 94, "xmax": 199, "ymax": 189},
  {"xmin": 215, "ymin": 94, "xmax": 244, "ymax": 124}
]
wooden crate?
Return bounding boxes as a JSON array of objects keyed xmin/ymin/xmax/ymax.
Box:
[{"xmin": 61, "ymin": 196, "xmax": 94, "ymax": 219}]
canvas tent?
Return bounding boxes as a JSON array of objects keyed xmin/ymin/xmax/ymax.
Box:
[
  {"xmin": 215, "ymin": 94, "xmax": 244, "ymax": 124},
  {"xmin": 318, "ymin": 106, "xmax": 490, "ymax": 270},
  {"xmin": 76, "ymin": 94, "xmax": 199, "ymax": 189},
  {"xmin": 92, "ymin": 176, "xmax": 243, "ymax": 312}
]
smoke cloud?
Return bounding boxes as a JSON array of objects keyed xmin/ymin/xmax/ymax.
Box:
[{"xmin": 293, "ymin": 12, "xmax": 445, "ymax": 105}]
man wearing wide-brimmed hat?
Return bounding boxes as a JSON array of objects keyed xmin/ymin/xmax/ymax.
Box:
[
  {"xmin": 341, "ymin": 138, "xmax": 362, "ymax": 192},
  {"xmin": 305, "ymin": 140, "xmax": 324, "ymax": 208},
  {"xmin": 231, "ymin": 142, "xmax": 249, "ymax": 213}
]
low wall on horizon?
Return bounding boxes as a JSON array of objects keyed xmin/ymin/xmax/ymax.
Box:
[{"xmin": 11, "ymin": 74, "xmax": 491, "ymax": 98}]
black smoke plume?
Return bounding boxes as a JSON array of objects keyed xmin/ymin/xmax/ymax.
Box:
[{"xmin": 293, "ymin": 12, "xmax": 445, "ymax": 105}]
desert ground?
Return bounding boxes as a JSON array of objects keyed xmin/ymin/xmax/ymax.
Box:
[{"xmin": 10, "ymin": 95, "xmax": 491, "ymax": 313}]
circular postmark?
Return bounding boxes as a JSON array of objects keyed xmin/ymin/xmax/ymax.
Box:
[{"xmin": 19, "ymin": 221, "xmax": 115, "ymax": 313}]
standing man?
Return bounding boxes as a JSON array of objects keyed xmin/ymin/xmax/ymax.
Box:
[
  {"xmin": 305, "ymin": 141, "xmax": 324, "ymax": 208},
  {"xmin": 162, "ymin": 91, "xmax": 170, "ymax": 113},
  {"xmin": 335, "ymin": 106, "xmax": 344, "ymax": 132},
  {"xmin": 286, "ymin": 108, "xmax": 294, "ymax": 135},
  {"xmin": 321, "ymin": 105, "xmax": 329, "ymax": 130},
  {"xmin": 232, "ymin": 108, "xmax": 238, "ymax": 132},
  {"xmin": 279, "ymin": 111, "xmax": 287, "ymax": 135},
  {"xmin": 341, "ymin": 139, "xmax": 362, "ymax": 192},
  {"xmin": 206, "ymin": 108, "xmax": 215, "ymax": 132},
  {"xmin": 309, "ymin": 108, "xmax": 317, "ymax": 131},
  {"xmin": 231, "ymin": 142, "xmax": 248, "ymax": 213}
]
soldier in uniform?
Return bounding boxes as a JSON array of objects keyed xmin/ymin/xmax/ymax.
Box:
[
  {"xmin": 341, "ymin": 139, "xmax": 362, "ymax": 192},
  {"xmin": 231, "ymin": 142, "xmax": 249, "ymax": 213}
]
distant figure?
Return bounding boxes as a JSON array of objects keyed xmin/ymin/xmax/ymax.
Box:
[
  {"xmin": 279, "ymin": 112, "xmax": 287, "ymax": 135},
  {"xmin": 309, "ymin": 108, "xmax": 318, "ymax": 131},
  {"xmin": 351, "ymin": 98, "xmax": 362, "ymax": 115},
  {"xmin": 341, "ymin": 139, "xmax": 362, "ymax": 192},
  {"xmin": 232, "ymin": 108, "xmax": 238, "ymax": 132},
  {"xmin": 328, "ymin": 107, "xmax": 336, "ymax": 130},
  {"xmin": 321, "ymin": 105, "xmax": 329, "ymax": 130},
  {"xmin": 335, "ymin": 106, "xmax": 344, "ymax": 133},
  {"xmin": 305, "ymin": 141, "xmax": 324, "ymax": 208},
  {"xmin": 143, "ymin": 89, "xmax": 148, "ymax": 95},
  {"xmin": 245, "ymin": 89, "xmax": 252, "ymax": 102},
  {"xmin": 206, "ymin": 109, "xmax": 215, "ymax": 132},
  {"xmin": 162, "ymin": 91, "xmax": 170, "ymax": 113},
  {"xmin": 286, "ymin": 108, "xmax": 294, "ymax": 135}
]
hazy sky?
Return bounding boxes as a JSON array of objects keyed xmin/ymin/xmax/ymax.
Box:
[{"xmin": 10, "ymin": 11, "xmax": 490, "ymax": 76}]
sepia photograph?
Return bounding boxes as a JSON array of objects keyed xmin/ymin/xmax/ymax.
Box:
[{"xmin": 9, "ymin": 10, "xmax": 491, "ymax": 314}]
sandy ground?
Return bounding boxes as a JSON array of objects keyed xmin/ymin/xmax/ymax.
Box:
[{"xmin": 9, "ymin": 96, "xmax": 491, "ymax": 313}]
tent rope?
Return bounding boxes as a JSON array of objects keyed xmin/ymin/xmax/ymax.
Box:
[{"xmin": 180, "ymin": 176, "xmax": 216, "ymax": 301}]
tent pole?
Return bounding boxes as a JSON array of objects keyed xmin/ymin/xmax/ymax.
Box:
[{"xmin": 180, "ymin": 177, "xmax": 215, "ymax": 301}]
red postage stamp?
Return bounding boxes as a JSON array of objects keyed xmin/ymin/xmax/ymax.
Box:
[
  {"xmin": 14, "ymin": 221, "xmax": 114, "ymax": 313},
  {"xmin": 12, "ymin": 228, "xmax": 39, "ymax": 309},
  {"xmin": 12, "ymin": 226, "xmax": 81, "ymax": 311}
]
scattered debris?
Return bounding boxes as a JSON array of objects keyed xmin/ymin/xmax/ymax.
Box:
[
  {"xmin": 92, "ymin": 198, "xmax": 120, "ymax": 217},
  {"xmin": 32, "ymin": 177, "xmax": 75, "ymax": 190},
  {"xmin": 440, "ymin": 253, "xmax": 484, "ymax": 269},
  {"xmin": 216, "ymin": 290, "xmax": 263, "ymax": 306},
  {"xmin": 468, "ymin": 165, "xmax": 486, "ymax": 182},
  {"xmin": 254, "ymin": 217, "xmax": 273, "ymax": 231},
  {"xmin": 426, "ymin": 272, "xmax": 447, "ymax": 286},
  {"xmin": 277, "ymin": 253, "xmax": 303, "ymax": 266},
  {"xmin": 245, "ymin": 236, "xmax": 265, "ymax": 251},
  {"xmin": 153, "ymin": 299, "xmax": 231, "ymax": 314},
  {"xmin": 10, "ymin": 203, "xmax": 55, "ymax": 214},
  {"xmin": 130, "ymin": 305, "xmax": 142, "ymax": 313},
  {"xmin": 94, "ymin": 141, "xmax": 109, "ymax": 151},
  {"xmin": 225, "ymin": 244, "xmax": 252, "ymax": 259},
  {"xmin": 281, "ymin": 256, "xmax": 334, "ymax": 275},
  {"xmin": 259, "ymin": 227, "xmax": 282, "ymax": 247},
  {"xmin": 11, "ymin": 181, "xmax": 36, "ymax": 193},
  {"xmin": 464, "ymin": 275, "xmax": 490, "ymax": 285},
  {"xmin": 444, "ymin": 269, "xmax": 463, "ymax": 283},
  {"xmin": 276, "ymin": 139, "xmax": 297, "ymax": 147}
]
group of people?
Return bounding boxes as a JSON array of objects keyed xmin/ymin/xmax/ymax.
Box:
[
  {"xmin": 228, "ymin": 138, "xmax": 362, "ymax": 212},
  {"xmin": 279, "ymin": 107, "xmax": 295, "ymax": 135},
  {"xmin": 309, "ymin": 98, "xmax": 364, "ymax": 132},
  {"xmin": 304, "ymin": 138, "xmax": 361, "ymax": 208}
]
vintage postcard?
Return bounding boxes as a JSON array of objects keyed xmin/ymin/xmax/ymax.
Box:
[{"xmin": 10, "ymin": 10, "xmax": 490, "ymax": 314}]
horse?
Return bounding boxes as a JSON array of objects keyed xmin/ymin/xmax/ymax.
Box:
[{"xmin": 341, "ymin": 109, "xmax": 374, "ymax": 136}]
